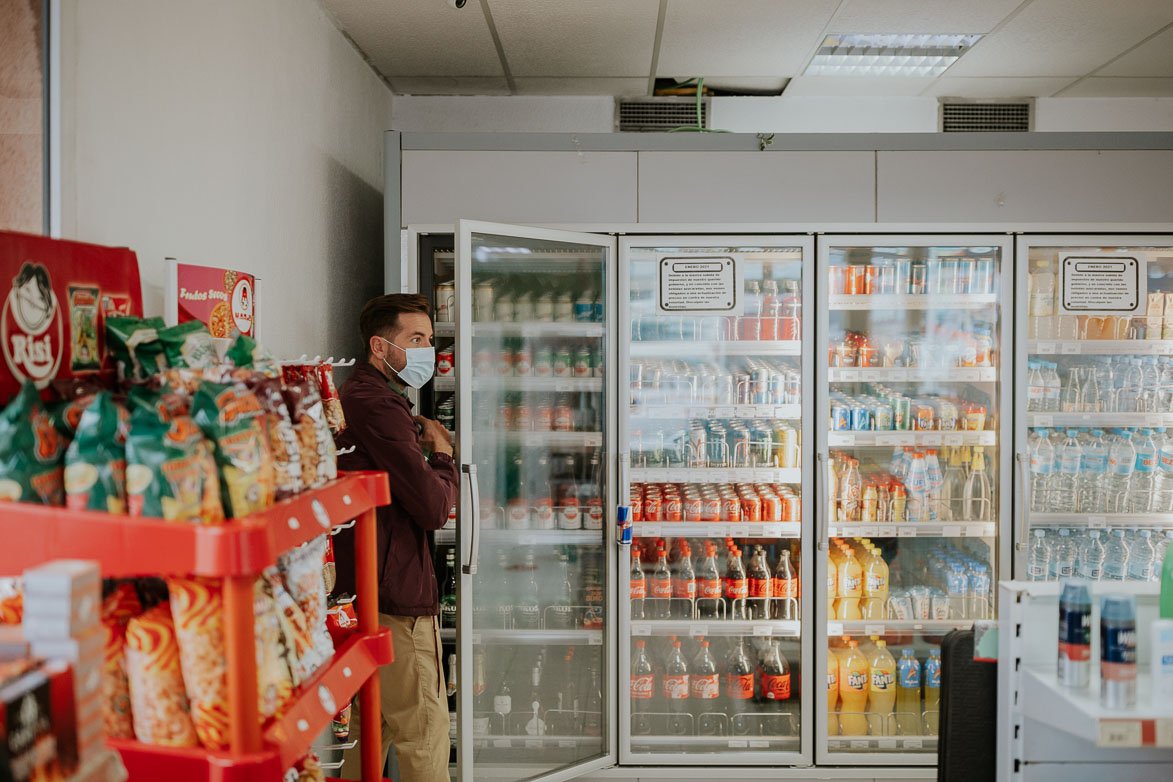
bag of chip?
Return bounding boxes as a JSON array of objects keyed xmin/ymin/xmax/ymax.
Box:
[
  {"xmin": 226, "ymin": 335, "xmax": 279, "ymax": 377},
  {"xmin": 126, "ymin": 383, "xmax": 190, "ymax": 421},
  {"xmin": 64, "ymin": 392, "xmax": 127, "ymax": 513},
  {"xmin": 315, "ymin": 363, "xmax": 346, "ymax": 434},
  {"xmin": 159, "ymin": 321, "xmax": 218, "ymax": 369},
  {"xmin": 297, "ymin": 754, "xmax": 326, "ymax": 782},
  {"xmin": 254, "ymin": 577, "xmax": 294, "ymax": 718},
  {"xmin": 0, "ymin": 592, "xmax": 22, "ymax": 624},
  {"xmin": 68, "ymin": 284, "xmax": 102, "ymax": 372},
  {"xmin": 282, "ymin": 381, "xmax": 336, "ymax": 490},
  {"xmin": 125, "ymin": 406, "xmax": 224, "ymax": 524},
  {"xmin": 124, "ymin": 603, "xmax": 199, "ymax": 747},
  {"xmin": 100, "ymin": 584, "xmax": 142, "ymax": 740},
  {"xmin": 264, "ymin": 567, "xmax": 317, "ymax": 684},
  {"xmin": 105, "ymin": 316, "xmax": 167, "ymax": 381},
  {"xmin": 242, "ymin": 376, "xmax": 302, "ymax": 500},
  {"xmin": 278, "ymin": 535, "xmax": 334, "ymax": 672},
  {"xmin": 191, "ymin": 382, "xmax": 276, "ymax": 518},
  {"xmin": 0, "ymin": 381, "xmax": 66, "ymax": 505},
  {"xmin": 167, "ymin": 578, "xmax": 228, "ymax": 750}
]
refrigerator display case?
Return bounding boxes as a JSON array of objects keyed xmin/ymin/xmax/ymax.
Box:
[
  {"xmin": 453, "ymin": 221, "xmax": 618, "ymax": 781},
  {"xmin": 1014, "ymin": 236, "xmax": 1173, "ymax": 580},
  {"xmin": 816, "ymin": 235, "xmax": 1012, "ymax": 764},
  {"xmin": 617, "ymin": 236, "xmax": 814, "ymax": 765}
]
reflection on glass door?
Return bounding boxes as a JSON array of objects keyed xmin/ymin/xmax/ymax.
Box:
[
  {"xmin": 817, "ymin": 236, "xmax": 1011, "ymax": 764},
  {"xmin": 619, "ymin": 237, "xmax": 814, "ymax": 765},
  {"xmin": 456, "ymin": 221, "xmax": 615, "ymax": 782},
  {"xmin": 1015, "ymin": 237, "xmax": 1173, "ymax": 582}
]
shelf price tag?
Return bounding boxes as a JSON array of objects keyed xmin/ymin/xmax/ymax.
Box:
[
  {"xmin": 631, "ymin": 624, "xmax": 650, "ymax": 636},
  {"xmin": 519, "ymin": 535, "xmax": 536, "ymax": 545},
  {"xmin": 899, "ymin": 527, "xmax": 916, "ymax": 537},
  {"xmin": 763, "ymin": 525, "xmax": 782, "ymax": 537},
  {"xmin": 944, "ymin": 434, "xmax": 964, "ymax": 446},
  {"xmin": 728, "ymin": 740, "xmax": 748, "ymax": 748},
  {"xmin": 878, "ymin": 739, "xmax": 897, "ymax": 749},
  {"xmin": 828, "ymin": 432, "xmax": 855, "ymax": 446},
  {"xmin": 828, "ymin": 622, "xmax": 844, "ymax": 636},
  {"xmin": 525, "ymin": 739, "xmax": 542, "ymax": 750},
  {"xmin": 851, "ymin": 740, "xmax": 869, "ymax": 749},
  {"xmin": 865, "ymin": 624, "xmax": 885, "ymax": 636},
  {"xmin": 921, "ymin": 433, "xmax": 943, "ymax": 446},
  {"xmin": 588, "ymin": 631, "xmax": 603, "ymax": 645},
  {"xmin": 750, "ymin": 740, "xmax": 770, "ymax": 748},
  {"xmin": 715, "ymin": 407, "xmax": 735, "ymax": 419},
  {"xmin": 1036, "ymin": 342, "xmax": 1056, "ymax": 354},
  {"xmin": 494, "ymin": 739, "xmax": 512, "ymax": 749},
  {"xmin": 943, "ymin": 525, "xmax": 962, "ymax": 538},
  {"xmin": 558, "ymin": 740, "xmax": 576, "ymax": 749},
  {"xmin": 1061, "ymin": 343, "xmax": 1082, "ymax": 355},
  {"xmin": 1087, "ymin": 515, "xmax": 1107, "ymax": 529},
  {"xmin": 731, "ymin": 526, "xmax": 750, "ymax": 538},
  {"xmin": 904, "ymin": 738, "xmax": 923, "ymax": 749},
  {"xmin": 754, "ymin": 469, "xmax": 773, "ymax": 482},
  {"xmin": 879, "ymin": 526, "xmax": 897, "ymax": 537},
  {"xmin": 752, "ymin": 624, "xmax": 773, "ymax": 637},
  {"xmin": 555, "ymin": 381, "xmax": 573, "ymax": 392},
  {"xmin": 667, "ymin": 470, "xmax": 687, "ymax": 483},
  {"xmin": 1098, "ymin": 720, "xmax": 1142, "ymax": 748},
  {"xmin": 690, "ymin": 624, "xmax": 709, "ymax": 637},
  {"xmin": 1034, "ymin": 415, "xmax": 1053, "ymax": 427},
  {"xmin": 641, "ymin": 524, "xmax": 661, "ymax": 537},
  {"xmin": 876, "ymin": 434, "xmax": 902, "ymax": 446},
  {"xmin": 1155, "ymin": 719, "xmax": 1173, "ymax": 747}
]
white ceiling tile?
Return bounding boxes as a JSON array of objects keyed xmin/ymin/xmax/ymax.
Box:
[
  {"xmin": 1099, "ymin": 25, "xmax": 1173, "ymax": 76},
  {"xmin": 488, "ymin": 0, "xmax": 660, "ymax": 77},
  {"xmin": 658, "ymin": 0, "xmax": 840, "ymax": 77},
  {"xmin": 828, "ymin": 0, "xmax": 1022, "ymax": 34},
  {"xmin": 1057, "ymin": 77, "xmax": 1173, "ymax": 97},
  {"xmin": 924, "ymin": 77, "xmax": 1077, "ymax": 98},
  {"xmin": 321, "ymin": 0, "xmax": 503, "ymax": 77},
  {"xmin": 391, "ymin": 76, "xmax": 511, "ymax": 96},
  {"xmin": 946, "ymin": 0, "xmax": 1173, "ymax": 78},
  {"xmin": 784, "ymin": 75, "xmax": 937, "ymax": 96},
  {"xmin": 513, "ymin": 77, "xmax": 649, "ymax": 96}
]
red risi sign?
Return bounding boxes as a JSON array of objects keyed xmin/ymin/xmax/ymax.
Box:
[
  {"xmin": 167, "ymin": 261, "xmax": 255, "ymax": 338},
  {"xmin": 0, "ymin": 231, "xmax": 143, "ymax": 400}
]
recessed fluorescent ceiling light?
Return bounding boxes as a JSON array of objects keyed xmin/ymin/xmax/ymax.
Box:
[{"xmin": 804, "ymin": 34, "xmax": 982, "ymax": 77}]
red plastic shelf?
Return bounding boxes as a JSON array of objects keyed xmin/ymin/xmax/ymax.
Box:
[
  {"xmin": 109, "ymin": 628, "xmax": 393, "ymax": 782},
  {"xmin": 0, "ymin": 472, "xmax": 390, "ymax": 578}
]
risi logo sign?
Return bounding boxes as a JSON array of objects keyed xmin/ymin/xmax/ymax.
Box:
[
  {"xmin": 1, "ymin": 261, "xmax": 63, "ymax": 389},
  {"xmin": 231, "ymin": 277, "xmax": 253, "ymax": 335}
]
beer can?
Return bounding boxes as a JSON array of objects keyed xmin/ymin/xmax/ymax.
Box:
[
  {"xmin": 553, "ymin": 401, "xmax": 573, "ymax": 431},
  {"xmin": 436, "ymin": 348, "xmax": 455, "ymax": 377},
  {"xmin": 500, "ymin": 402, "xmax": 515, "ymax": 431},
  {"xmin": 553, "ymin": 348, "xmax": 573, "ymax": 377},
  {"xmin": 851, "ymin": 405, "xmax": 871, "ymax": 432},
  {"xmin": 474, "ymin": 348, "xmax": 494, "ymax": 376},
  {"xmin": 435, "ymin": 282, "xmax": 455, "ymax": 323},
  {"xmin": 894, "ymin": 259, "xmax": 912, "ymax": 294},
  {"xmin": 514, "ymin": 401, "xmax": 532, "ymax": 431},
  {"xmin": 513, "ymin": 342, "xmax": 533, "ymax": 376},
  {"xmin": 831, "ymin": 403, "xmax": 850, "ymax": 431},
  {"xmin": 473, "ymin": 282, "xmax": 494, "ymax": 321},
  {"xmin": 910, "ymin": 263, "xmax": 928, "ymax": 294}
]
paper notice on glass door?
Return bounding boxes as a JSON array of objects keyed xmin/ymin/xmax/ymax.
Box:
[
  {"xmin": 657, "ymin": 254, "xmax": 744, "ymax": 315},
  {"xmin": 1058, "ymin": 253, "xmax": 1145, "ymax": 316}
]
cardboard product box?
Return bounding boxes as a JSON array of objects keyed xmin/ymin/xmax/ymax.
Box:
[
  {"xmin": 0, "ymin": 626, "xmax": 28, "ymax": 660},
  {"xmin": 21, "ymin": 562, "xmax": 99, "ymax": 601},
  {"xmin": 75, "ymin": 718, "xmax": 103, "ymax": 763},
  {"xmin": 19, "ymin": 606, "xmax": 98, "ymax": 642},
  {"xmin": 1148, "ymin": 291, "xmax": 1166, "ymax": 319},
  {"xmin": 28, "ymin": 627, "xmax": 102, "ymax": 667},
  {"xmin": 1164, "ymin": 318, "xmax": 1173, "ymax": 340},
  {"xmin": 0, "ymin": 660, "xmax": 79, "ymax": 782},
  {"xmin": 1165, "ymin": 292, "xmax": 1173, "ymax": 318},
  {"xmin": 69, "ymin": 660, "xmax": 100, "ymax": 706}
]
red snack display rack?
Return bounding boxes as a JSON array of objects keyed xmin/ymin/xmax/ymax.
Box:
[{"xmin": 0, "ymin": 471, "xmax": 393, "ymax": 782}]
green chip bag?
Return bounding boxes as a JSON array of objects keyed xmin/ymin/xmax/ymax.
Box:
[
  {"xmin": 64, "ymin": 391, "xmax": 127, "ymax": 513},
  {"xmin": 0, "ymin": 381, "xmax": 67, "ymax": 505},
  {"xmin": 225, "ymin": 335, "xmax": 278, "ymax": 377},
  {"xmin": 106, "ymin": 316, "xmax": 167, "ymax": 381},
  {"xmin": 127, "ymin": 384, "xmax": 190, "ymax": 421},
  {"xmin": 125, "ymin": 406, "xmax": 223, "ymax": 524},
  {"xmin": 191, "ymin": 382, "xmax": 275, "ymax": 519},
  {"xmin": 159, "ymin": 321, "xmax": 218, "ymax": 369}
]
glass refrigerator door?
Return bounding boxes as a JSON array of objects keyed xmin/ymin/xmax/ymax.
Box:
[
  {"xmin": 455, "ymin": 221, "xmax": 617, "ymax": 782},
  {"xmin": 619, "ymin": 236, "xmax": 814, "ymax": 765},
  {"xmin": 1015, "ymin": 236, "xmax": 1173, "ymax": 580},
  {"xmin": 816, "ymin": 235, "xmax": 1011, "ymax": 764}
]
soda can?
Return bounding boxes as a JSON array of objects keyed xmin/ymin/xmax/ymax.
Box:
[
  {"xmin": 721, "ymin": 494, "xmax": 742, "ymax": 522},
  {"xmin": 831, "ymin": 403, "xmax": 850, "ymax": 431},
  {"xmin": 768, "ymin": 373, "xmax": 787, "ymax": 405},
  {"xmin": 702, "ymin": 495, "xmax": 721, "ymax": 522},
  {"xmin": 500, "ymin": 402, "xmax": 515, "ymax": 431},
  {"xmin": 436, "ymin": 348, "xmax": 455, "ymax": 377},
  {"xmin": 956, "ymin": 258, "xmax": 975, "ymax": 294},
  {"xmin": 660, "ymin": 316, "xmax": 685, "ymax": 341},
  {"xmin": 514, "ymin": 401, "xmax": 532, "ymax": 431},
  {"xmin": 664, "ymin": 495, "xmax": 683, "ymax": 522},
  {"xmin": 474, "ymin": 348, "xmax": 494, "ymax": 376},
  {"xmin": 730, "ymin": 427, "xmax": 752, "ymax": 468},
  {"xmin": 939, "ymin": 259, "xmax": 958, "ymax": 294},
  {"xmin": 761, "ymin": 493, "xmax": 782, "ymax": 522},
  {"xmin": 894, "ymin": 259, "xmax": 912, "ymax": 294},
  {"xmin": 643, "ymin": 493, "xmax": 662, "ymax": 522},
  {"xmin": 894, "ymin": 396, "xmax": 911, "ymax": 430},
  {"xmin": 708, "ymin": 427, "xmax": 728, "ymax": 468},
  {"xmin": 574, "ymin": 298, "xmax": 594, "ymax": 322},
  {"xmin": 751, "ymin": 423, "xmax": 775, "ymax": 467},
  {"xmin": 1058, "ymin": 580, "xmax": 1092, "ymax": 688},
  {"xmin": 740, "ymin": 494, "xmax": 761, "ymax": 522},
  {"xmin": 553, "ymin": 401, "xmax": 573, "ymax": 431},
  {"xmin": 914, "ymin": 404, "xmax": 935, "ymax": 432},
  {"xmin": 875, "ymin": 403, "xmax": 894, "ymax": 431},
  {"xmin": 783, "ymin": 493, "xmax": 800, "ymax": 522},
  {"xmin": 910, "ymin": 263, "xmax": 928, "ymax": 295},
  {"xmin": 851, "ymin": 405, "xmax": 871, "ymax": 432},
  {"xmin": 829, "ymin": 265, "xmax": 847, "ymax": 295},
  {"xmin": 435, "ymin": 282, "xmax": 455, "ymax": 323},
  {"xmin": 688, "ymin": 426, "xmax": 708, "ymax": 467},
  {"xmin": 629, "ymin": 491, "xmax": 643, "ymax": 523},
  {"xmin": 877, "ymin": 264, "xmax": 896, "ymax": 295},
  {"xmin": 534, "ymin": 346, "xmax": 554, "ymax": 377},
  {"xmin": 735, "ymin": 373, "xmax": 753, "ymax": 405},
  {"xmin": 473, "ymin": 282, "xmax": 494, "ymax": 321},
  {"xmin": 573, "ymin": 347, "xmax": 593, "ymax": 377},
  {"xmin": 751, "ymin": 368, "xmax": 769, "ymax": 404},
  {"xmin": 975, "ymin": 259, "xmax": 996, "ymax": 294},
  {"xmin": 864, "ymin": 265, "xmax": 878, "ymax": 295},
  {"xmin": 848, "ymin": 265, "xmax": 867, "ymax": 295},
  {"xmin": 553, "ymin": 348, "xmax": 573, "ymax": 377},
  {"xmin": 684, "ymin": 495, "xmax": 704, "ymax": 522},
  {"xmin": 618, "ymin": 506, "xmax": 632, "ymax": 545}
]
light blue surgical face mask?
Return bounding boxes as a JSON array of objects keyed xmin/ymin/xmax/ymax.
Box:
[{"xmin": 378, "ymin": 336, "xmax": 435, "ymax": 389}]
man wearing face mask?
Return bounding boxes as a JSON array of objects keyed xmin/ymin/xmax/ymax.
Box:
[{"xmin": 334, "ymin": 293, "xmax": 457, "ymax": 782}]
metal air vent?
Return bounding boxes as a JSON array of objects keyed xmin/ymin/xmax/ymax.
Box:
[
  {"xmin": 617, "ymin": 97, "xmax": 709, "ymax": 132},
  {"xmin": 940, "ymin": 100, "xmax": 1032, "ymax": 132}
]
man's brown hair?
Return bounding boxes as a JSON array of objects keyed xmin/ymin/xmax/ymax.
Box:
[{"xmin": 360, "ymin": 294, "xmax": 431, "ymax": 354}]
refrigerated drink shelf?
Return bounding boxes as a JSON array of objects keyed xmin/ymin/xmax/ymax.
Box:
[
  {"xmin": 632, "ymin": 404, "xmax": 801, "ymax": 421},
  {"xmin": 473, "ymin": 322, "xmax": 606, "ymax": 338},
  {"xmin": 632, "ymin": 736, "xmax": 800, "ymax": 750},
  {"xmin": 473, "ymin": 431, "xmax": 603, "ymax": 447},
  {"xmin": 633, "ymin": 522, "xmax": 801, "ymax": 539},
  {"xmin": 434, "ymin": 322, "xmax": 455, "ymax": 337},
  {"xmin": 436, "ymin": 527, "xmax": 456, "ymax": 544},
  {"xmin": 829, "ymin": 293, "xmax": 997, "ymax": 311},
  {"xmin": 1026, "ymin": 412, "xmax": 1173, "ymax": 428},
  {"xmin": 440, "ymin": 628, "xmax": 455, "ymax": 642},
  {"xmin": 828, "ymin": 367, "xmax": 998, "ymax": 383},
  {"xmin": 471, "ymin": 377, "xmax": 603, "ymax": 392},
  {"xmin": 630, "ymin": 620, "xmax": 801, "ymax": 638},
  {"xmin": 472, "ymin": 629, "xmax": 603, "ymax": 646},
  {"xmin": 1029, "ymin": 339, "xmax": 1173, "ymax": 356},
  {"xmin": 1029, "ymin": 512, "xmax": 1173, "ymax": 528},
  {"xmin": 828, "ymin": 522, "xmax": 996, "ymax": 538},
  {"xmin": 828, "ymin": 430, "xmax": 995, "ymax": 447},
  {"xmin": 434, "ymin": 377, "xmax": 455, "ymax": 391},
  {"xmin": 629, "ymin": 340, "xmax": 801, "ymax": 357},
  {"xmin": 1021, "ymin": 668, "xmax": 1173, "ymax": 748},
  {"xmin": 481, "ymin": 529, "xmax": 602, "ymax": 545},
  {"xmin": 827, "ymin": 737, "xmax": 937, "ymax": 751},
  {"xmin": 473, "ymin": 736, "xmax": 605, "ymax": 749},
  {"xmin": 630, "ymin": 467, "xmax": 801, "ymax": 484},
  {"xmin": 829, "ymin": 620, "xmax": 973, "ymax": 636}
]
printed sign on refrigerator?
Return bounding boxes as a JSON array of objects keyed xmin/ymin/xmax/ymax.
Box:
[
  {"xmin": 0, "ymin": 231, "xmax": 143, "ymax": 400},
  {"xmin": 166, "ymin": 260, "xmax": 256, "ymax": 337},
  {"xmin": 1058, "ymin": 253, "xmax": 1145, "ymax": 315},
  {"xmin": 656, "ymin": 254, "xmax": 743, "ymax": 314}
]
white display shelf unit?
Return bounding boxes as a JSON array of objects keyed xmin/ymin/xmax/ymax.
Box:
[
  {"xmin": 1026, "ymin": 412, "xmax": 1173, "ymax": 428},
  {"xmin": 828, "ymin": 430, "xmax": 996, "ymax": 447},
  {"xmin": 1021, "ymin": 669, "xmax": 1173, "ymax": 747},
  {"xmin": 632, "ymin": 403, "xmax": 801, "ymax": 420},
  {"xmin": 473, "ymin": 431, "xmax": 603, "ymax": 447},
  {"xmin": 828, "ymin": 367, "xmax": 998, "ymax": 383},
  {"xmin": 1028, "ymin": 340, "xmax": 1173, "ymax": 356},
  {"xmin": 828, "ymin": 521, "xmax": 996, "ymax": 538},
  {"xmin": 1029, "ymin": 512, "xmax": 1173, "ymax": 528},
  {"xmin": 829, "ymin": 293, "xmax": 997, "ymax": 311},
  {"xmin": 632, "ymin": 522, "xmax": 801, "ymax": 539},
  {"xmin": 827, "ymin": 736, "xmax": 938, "ymax": 751},
  {"xmin": 472, "ymin": 629, "xmax": 604, "ymax": 646},
  {"xmin": 629, "ymin": 620, "xmax": 802, "ymax": 638},
  {"xmin": 629, "ymin": 340, "xmax": 801, "ymax": 357},
  {"xmin": 630, "ymin": 467, "xmax": 802, "ymax": 484},
  {"xmin": 437, "ymin": 528, "xmax": 601, "ymax": 546}
]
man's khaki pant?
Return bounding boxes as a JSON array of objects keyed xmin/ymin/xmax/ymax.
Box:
[{"xmin": 340, "ymin": 614, "xmax": 448, "ymax": 782}]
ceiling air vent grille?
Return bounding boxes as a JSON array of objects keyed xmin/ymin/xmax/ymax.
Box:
[
  {"xmin": 617, "ymin": 98, "xmax": 708, "ymax": 132},
  {"xmin": 941, "ymin": 101, "xmax": 1032, "ymax": 132}
]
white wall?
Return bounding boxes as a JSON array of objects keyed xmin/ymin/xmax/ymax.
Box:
[
  {"xmin": 1034, "ymin": 98, "xmax": 1173, "ymax": 131},
  {"xmin": 393, "ymin": 95, "xmax": 615, "ymax": 133},
  {"xmin": 59, "ymin": 0, "xmax": 394, "ymax": 361}
]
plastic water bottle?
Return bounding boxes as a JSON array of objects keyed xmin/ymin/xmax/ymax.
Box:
[
  {"xmin": 1106, "ymin": 431, "xmax": 1136, "ymax": 513},
  {"xmin": 1030, "ymin": 429, "xmax": 1054, "ymax": 513},
  {"xmin": 905, "ymin": 453, "xmax": 928, "ymax": 523},
  {"xmin": 1128, "ymin": 529, "xmax": 1157, "ymax": 581},
  {"xmin": 1119, "ymin": 359, "xmax": 1145, "ymax": 413},
  {"xmin": 1027, "ymin": 529, "xmax": 1051, "ymax": 582},
  {"xmin": 924, "ymin": 449, "xmax": 943, "ymax": 522},
  {"xmin": 1155, "ymin": 441, "xmax": 1173, "ymax": 513},
  {"xmin": 969, "ymin": 564, "xmax": 991, "ymax": 619},
  {"xmin": 1044, "ymin": 362, "xmax": 1062, "ymax": 412},
  {"xmin": 1082, "ymin": 365, "xmax": 1106, "ymax": 413},
  {"xmin": 1060, "ymin": 366, "xmax": 1082, "ymax": 412},
  {"xmin": 1141, "ymin": 359, "xmax": 1162, "ymax": 411},
  {"xmin": 1156, "ymin": 530, "xmax": 1173, "ymax": 572},
  {"xmin": 1051, "ymin": 430, "xmax": 1081, "ymax": 514},
  {"xmin": 1051, "ymin": 528, "xmax": 1077, "ymax": 580},
  {"xmin": 1103, "ymin": 529, "xmax": 1130, "ymax": 581},
  {"xmin": 1127, "ymin": 429, "xmax": 1158, "ymax": 513},
  {"xmin": 1160, "ymin": 359, "xmax": 1173, "ymax": 408},
  {"xmin": 1078, "ymin": 530, "xmax": 1106, "ymax": 581},
  {"xmin": 1028, "ymin": 360, "xmax": 1046, "ymax": 412},
  {"xmin": 1076, "ymin": 429, "xmax": 1108, "ymax": 513}
]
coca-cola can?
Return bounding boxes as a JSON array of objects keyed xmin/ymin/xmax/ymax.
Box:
[
  {"xmin": 761, "ymin": 493, "xmax": 782, "ymax": 522},
  {"xmin": 630, "ymin": 491, "xmax": 643, "ymax": 522},
  {"xmin": 721, "ymin": 494, "xmax": 742, "ymax": 522},
  {"xmin": 664, "ymin": 495, "xmax": 683, "ymax": 522},
  {"xmin": 683, "ymin": 495, "xmax": 703, "ymax": 522},
  {"xmin": 702, "ymin": 495, "xmax": 721, "ymax": 522},
  {"xmin": 643, "ymin": 494, "xmax": 662, "ymax": 521},
  {"xmin": 783, "ymin": 493, "xmax": 800, "ymax": 522},
  {"xmin": 741, "ymin": 494, "xmax": 761, "ymax": 522}
]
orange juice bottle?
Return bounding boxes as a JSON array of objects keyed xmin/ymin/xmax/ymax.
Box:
[{"xmin": 838, "ymin": 640, "xmax": 869, "ymax": 735}]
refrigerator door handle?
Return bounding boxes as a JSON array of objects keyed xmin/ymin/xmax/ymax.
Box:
[
  {"xmin": 817, "ymin": 450, "xmax": 829, "ymax": 552},
  {"xmin": 461, "ymin": 463, "xmax": 480, "ymax": 575},
  {"xmin": 1015, "ymin": 451, "xmax": 1029, "ymax": 552}
]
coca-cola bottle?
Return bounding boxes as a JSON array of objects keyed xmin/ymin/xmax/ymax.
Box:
[
  {"xmin": 547, "ymin": 551, "xmax": 576, "ymax": 629},
  {"xmin": 696, "ymin": 543, "xmax": 722, "ymax": 619},
  {"xmin": 747, "ymin": 546, "xmax": 772, "ymax": 620},
  {"xmin": 631, "ymin": 640, "xmax": 655, "ymax": 735},
  {"xmin": 663, "ymin": 639, "xmax": 691, "ymax": 735},
  {"xmin": 690, "ymin": 638, "xmax": 721, "ymax": 735},
  {"xmin": 724, "ymin": 547, "xmax": 748, "ymax": 620},
  {"xmin": 771, "ymin": 548, "xmax": 797, "ymax": 620},
  {"xmin": 630, "ymin": 550, "xmax": 647, "ymax": 620},
  {"xmin": 725, "ymin": 639, "xmax": 755, "ymax": 732},
  {"xmin": 760, "ymin": 640, "xmax": 792, "ymax": 712},
  {"xmin": 649, "ymin": 547, "xmax": 672, "ymax": 620},
  {"xmin": 673, "ymin": 542, "xmax": 697, "ymax": 619}
]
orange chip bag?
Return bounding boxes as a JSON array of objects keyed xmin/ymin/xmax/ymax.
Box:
[
  {"xmin": 124, "ymin": 603, "xmax": 199, "ymax": 747},
  {"xmin": 101, "ymin": 582, "xmax": 142, "ymax": 740},
  {"xmin": 168, "ymin": 578, "xmax": 229, "ymax": 750},
  {"xmin": 191, "ymin": 382, "xmax": 276, "ymax": 518},
  {"xmin": 255, "ymin": 576, "xmax": 294, "ymax": 719}
]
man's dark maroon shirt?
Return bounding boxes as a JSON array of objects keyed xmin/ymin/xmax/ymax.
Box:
[{"xmin": 332, "ymin": 361, "xmax": 458, "ymax": 616}]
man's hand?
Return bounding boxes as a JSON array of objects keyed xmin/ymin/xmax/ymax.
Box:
[{"xmin": 415, "ymin": 416, "xmax": 454, "ymax": 457}]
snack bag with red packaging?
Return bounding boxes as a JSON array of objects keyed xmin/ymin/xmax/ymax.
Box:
[
  {"xmin": 100, "ymin": 583, "xmax": 142, "ymax": 740},
  {"xmin": 315, "ymin": 363, "xmax": 346, "ymax": 434},
  {"xmin": 167, "ymin": 578, "xmax": 229, "ymax": 750},
  {"xmin": 282, "ymin": 379, "xmax": 336, "ymax": 489},
  {"xmin": 124, "ymin": 603, "xmax": 199, "ymax": 747}
]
